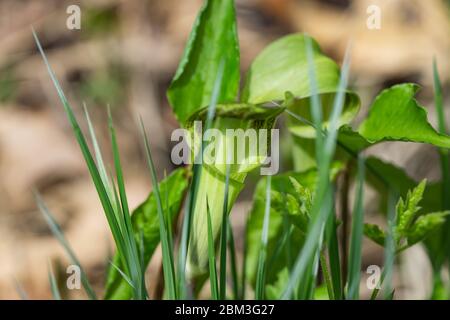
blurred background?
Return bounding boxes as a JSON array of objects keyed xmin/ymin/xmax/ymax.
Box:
[{"xmin": 0, "ymin": 0, "xmax": 448, "ymax": 299}]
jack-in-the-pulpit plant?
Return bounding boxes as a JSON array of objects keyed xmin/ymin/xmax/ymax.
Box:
[{"xmin": 32, "ymin": 0, "xmax": 450, "ymax": 300}]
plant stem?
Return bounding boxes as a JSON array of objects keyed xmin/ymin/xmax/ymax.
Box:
[
  {"xmin": 320, "ymin": 249, "xmax": 334, "ymax": 300},
  {"xmin": 340, "ymin": 165, "xmax": 351, "ymax": 284}
]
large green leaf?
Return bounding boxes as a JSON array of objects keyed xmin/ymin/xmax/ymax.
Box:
[
  {"xmin": 167, "ymin": 0, "xmax": 240, "ymax": 126},
  {"xmin": 359, "ymin": 83, "xmax": 450, "ymax": 148},
  {"xmin": 104, "ymin": 167, "xmax": 189, "ymax": 299},
  {"xmin": 242, "ymin": 34, "xmax": 360, "ymax": 137}
]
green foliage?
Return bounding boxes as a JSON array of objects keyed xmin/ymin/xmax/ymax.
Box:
[
  {"xmin": 104, "ymin": 168, "xmax": 189, "ymax": 299},
  {"xmin": 364, "ymin": 180, "xmax": 449, "ymax": 252},
  {"xmin": 167, "ymin": 0, "xmax": 240, "ymax": 126},
  {"xmin": 245, "ymin": 164, "xmax": 342, "ymax": 296},
  {"xmin": 359, "ymin": 84, "xmax": 450, "ymax": 148},
  {"xmin": 34, "ymin": 0, "xmax": 450, "ymax": 301}
]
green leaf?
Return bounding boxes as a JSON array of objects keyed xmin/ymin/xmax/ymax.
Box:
[
  {"xmin": 363, "ymin": 224, "xmax": 386, "ymax": 246},
  {"xmin": 167, "ymin": 0, "xmax": 240, "ymax": 126},
  {"xmin": 359, "ymin": 83, "xmax": 450, "ymax": 148},
  {"xmin": 242, "ymin": 34, "xmax": 360, "ymax": 138},
  {"xmin": 407, "ymin": 212, "xmax": 449, "ymax": 246},
  {"xmin": 396, "ymin": 179, "xmax": 427, "ymax": 235},
  {"xmin": 104, "ymin": 167, "xmax": 189, "ymax": 300},
  {"xmin": 265, "ymin": 267, "xmax": 290, "ymax": 300}
]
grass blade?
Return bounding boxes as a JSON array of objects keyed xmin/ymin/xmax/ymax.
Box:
[
  {"xmin": 206, "ymin": 199, "xmax": 219, "ymax": 300},
  {"xmin": 346, "ymin": 155, "xmax": 365, "ymax": 299},
  {"xmin": 13, "ymin": 279, "xmax": 28, "ymax": 300},
  {"xmin": 35, "ymin": 192, "xmax": 97, "ymax": 299},
  {"xmin": 219, "ymin": 164, "xmax": 231, "ymax": 299},
  {"xmin": 433, "ymin": 59, "xmax": 450, "ymax": 295},
  {"xmin": 227, "ymin": 217, "xmax": 239, "ymax": 300},
  {"xmin": 109, "ymin": 110, "xmax": 146, "ymax": 299},
  {"xmin": 48, "ymin": 262, "xmax": 62, "ymax": 300},
  {"xmin": 109, "ymin": 261, "xmax": 135, "ymax": 290},
  {"xmin": 383, "ymin": 190, "xmax": 397, "ymax": 299},
  {"xmin": 139, "ymin": 118, "xmax": 177, "ymax": 299},
  {"xmin": 319, "ymin": 249, "xmax": 334, "ymax": 300},
  {"xmin": 326, "ymin": 207, "xmax": 343, "ymax": 299},
  {"xmin": 255, "ymin": 175, "xmax": 272, "ymax": 299}
]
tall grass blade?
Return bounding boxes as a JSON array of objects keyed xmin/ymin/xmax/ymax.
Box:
[
  {"xmin": 206, "ymin": 199, "xmax": 219, "ymax": 300},
  {"xmin": 48, "ymin": 262, "xmax": 62, "ymax": 300},
  {"xmin": 139, "ymin": 118, "xmax": 177, "ymax": 299},
  {"xmin": 13, "ymin": 279, "xmax": 28, "ymax": 300},
  {"xmin": 383, "ymin": 190, "xmax": 398, "ymax": 299},
  {"xmin": 83, "ymin": 104, "xmax": 115, "ymax": 207},
  {"xmin": 109, "ymin": 110, "xmax": 146, "ymax": 299},
  {"xmin": 255, "ymin": 175, "xmax": 272, "ymax": 299},
  {"xmin": 433, "ymin": 59, "xmax": 450, "ymax": 292},
  {"xmin": 219, "ymin": 164, "xmax": 231, "ymax": 299},
  {"xmin": 347, "ymin": 155, "xmax": 365, "ymax": 299},
  {"xmin": 35, "ymin": 192, "xmax": 97, "ymax": 299},
  {"xmin": 109, "ymin": 261, "xmax": 135, "ymax": 290},
  {"xmin": 319, "ymin": 250, "xmax": 334, "ymax": 300},
  {"xmin": 326, "ymin": 207, "xmax": 343, "ymax": 299},
  {"xmin": 227, "ymin": 218, "xmax": 239, "ymax": 300}
]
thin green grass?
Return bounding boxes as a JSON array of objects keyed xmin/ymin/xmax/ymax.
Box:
[
  {"xmin": 346, "ymin": 155, "xmax": 365, "ymax": 299},
  {"xmin": 140, "ymin": 118, "xmax": 176, "ymax": 299},
  {"xmin": 206, "ymin": 199, "xmax": 219, "ymax": 300},
  {"xmin": 48, "ymin": 262, "xmax": 62, "ymax": 300},
  {"xmin": 255, "ymin": 175, "xmax": 272, "ymax": 299},
  {"xmin": 227, "ymin": 218, "xmax": 239, "ymax": 300},
  {"xmin": 34, "ymin": 28, "xmax": 146, "ymax": 300},
  {"xmin": 35, "ymin": 192, "xmax": 97, "ymax": 299},
  {"xmin": 219, "ymin": 165, "xmax": 231, "ymax": 299}
]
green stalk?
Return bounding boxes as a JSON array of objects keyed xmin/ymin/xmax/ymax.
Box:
[
  {"xmin": 319, "ymin": 249, "xmax": 334, "ymax": 300},
  {"xmin": 432, "ymin": 59, "xmax": 450, "ymax": 298},
  {"xmin": 140, "ymin": 119, "xmax": 177, "ymax": 299},
  {"xmin": 206, "ymin": 200, "xmax": 219, "ymax": 299},
  {"xmin": 219, "ymin": 165, "xmax": 231, "ymax": 299},
  {"xmin": 255, "ymin": 176, "xmax": 272, "ymax": 299},
  {"xmin": 346, "ymin": 156, "xmax": 365, "ymax": 299},
  {"xmin": 227, "ymin": 218, "xmax": 239, "ymax": 300},
  {"xmin": 48, "ymin": 262, "xmax": 62, "ymax": 300},
  {"xmin": 325, "ymin": 206, "xmax": 343, "ymax": 299}
]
